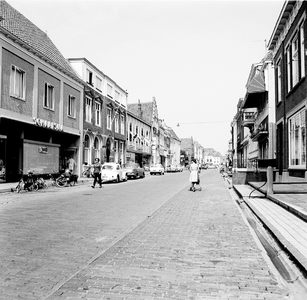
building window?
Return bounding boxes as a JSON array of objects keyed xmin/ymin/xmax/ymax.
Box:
[
  {"xmin": 119, "ymin": 142, "xmax": 124, "ymax": 163},
  {"xmin": 300, "ymin": 25, "xmax": 305, "ymax": 78},
  {"xmin": 10, "ymin": 65, "xmax": 25, "ymax": 99},
  {"xmin": 96, "ymin": 77, "xmax": 102, "ymax": 91},
  {"xmin": 286, "ymin": 22, "xmax": 305, "ymax": 92},
  {"xmin": 120, "ymin": 115, "xmax": 125, "ymax": 135},
  {"xmin": 129, "ymin": 123, "xmax": 132, "ymax": 132},
  {"xmin": 289, "ymin": 109, "xmax": 306, "ymax": 167},
  {"xmin": 85, "ymin": 97, "xmax": 92, "ymax": 123},
  {"xmin": 86, "ymin": 69, "xmax": 93, "ymax": 85},
  {"xmin": 68, "ymin": 95, "xmax": 76, "ymax": 117},
  {"xmin": 277, "ymin": 59, "xmax": 282, "ymax": 103},
  {"xmin": 44, "ymin": 82, "xmax": 54, "ymax": 110},
  {"xmin": 115, "ymin": 90, "xmax": 120, "ymax": 102},
  {"xmin": 286, "ymin": 46, "xmax": 291, "ymax": 92},
  {"xmin": 107, "ymin": 108, "xmax": 111, "ymax": 130},
  {"xmin": 107, "ymin": 84, "xmax": 113, "ymax": 98},
  {"xmin": 84, "ymin": 134, "xmax": 91, "ymax": 164},
  {"xmin": 94, "ymin": 136, "xmax": 100, "ymax": 159},
  {"xmin": 292, "ymin": 36, "xmax": 299, "ymax": 86},
  {"xmin": 95, "ymin": 102, "xmax": 101, "ymax": 126},
  {"xmin": 115, "ymin": 113, "xmax": 119, "ymax": 133}
]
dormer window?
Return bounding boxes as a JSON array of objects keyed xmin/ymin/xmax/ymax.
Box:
[
  {"xmin": 107, "ymin": 84, "xmax": 113, "ymax": 98},
  {"xmin": 86, "ymin": 69, "xmax": 93, "ymax": 86}
]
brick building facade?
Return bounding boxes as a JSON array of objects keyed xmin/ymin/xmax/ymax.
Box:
[{"xmin": 0, "ymin": 1, "xmax": 84, "ymax": 182}]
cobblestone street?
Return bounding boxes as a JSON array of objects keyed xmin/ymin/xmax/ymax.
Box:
[{"xmin": 42, "ymin": 171, "xmax": 289, "ymax": 300}]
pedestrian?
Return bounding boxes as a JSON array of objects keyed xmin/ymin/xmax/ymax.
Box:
[
  {"xmin": 91, "ymin": 158, "xmax": 103, "ymax": 188},
  {"xmin": 67, "ymin": 156, "xmax": 76, "ymax": 173},
  {"xmin": 189, "ymin": 158, "xmax": 200, "ymax": 192}
]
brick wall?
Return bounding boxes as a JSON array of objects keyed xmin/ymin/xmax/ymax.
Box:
[
  {"xmin": 63, "ymin": 83, "xmax": 80, "ymax": 129},
  {"xmin": 23, "ymin": 140, "xmax": 60, "ymax": 174},
  {"xmin": 37, "ymin": 68, "xmax": 61, "ymax": 122}
]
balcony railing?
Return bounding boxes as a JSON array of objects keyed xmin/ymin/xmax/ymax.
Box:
[{"xmin": 233, "ymin": 159, "xmax": 258, "ymax": 169}]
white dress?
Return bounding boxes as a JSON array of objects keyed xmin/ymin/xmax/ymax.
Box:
[{"xmin": 189, "ymin": 163, "xmax": 199, "ymax": 183}]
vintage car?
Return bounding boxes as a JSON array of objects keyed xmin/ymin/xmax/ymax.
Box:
[
  {"xmin": 177, "ymin": 165, "xmax": 184, "ymax": 172},
  {"xmin": 149, "ymin": 164, "xmax": 165, "ymax": 175},
  {"xmin": 122, "ymin": 162, "xmax": 145, "ymax": 179},
  {"xmin": 100, "ymin": 162, "xmax": 127, "ymax": 183},
  {"xmin": 166, "ymin": 165, "xmax": 178, "ymax": 172}
]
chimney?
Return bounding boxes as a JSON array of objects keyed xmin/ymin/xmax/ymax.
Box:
[{"xmin": 138, "ymin": 99, "xmax": 143, "ymax": 118}]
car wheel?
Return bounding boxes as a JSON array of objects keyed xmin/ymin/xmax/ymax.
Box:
[{"xmin": 150, "ymin": 172, "xmax": 153, "ymax": 175}]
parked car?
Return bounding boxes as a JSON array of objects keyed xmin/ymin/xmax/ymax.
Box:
[
  {"xmin": 170, "ymin": 165, "xmax": 178, "ymax": 172},
  {"xmin": 122, "ymin": 162, "xmax": 145, "ymax": 179},
  {"xmin": 100, "ymin": 162, "xmax": 127, "ymax": 183},
  {"xmin": 150, "ymin": 164, "xmax": 165, "ymax": 175},
  {"xmin": 177, "ymin": 165, "xmax": 184, "ymax": 172},
  {"xmin": 201, "ymin": 164, "xmax": 208, "ymax": 170}
]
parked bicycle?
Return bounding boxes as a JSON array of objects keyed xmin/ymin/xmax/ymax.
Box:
[
  {"xmin": 48, "ymin": 173, "xmax": 58, "ymax": 187},
  {"xmin": 36, "ymin": 177, "xmax": 48, "ymax": 190},
  {"xmin": 48, "ymin": 170, "xmax": 78, "ymax": 188},
  {"xmin": 16, "ymin": 170, "xmax": 38, "ymax": 193},
  {"xmin": 82, "ymin": 163, "xmax": 93, "ymax": 178}
]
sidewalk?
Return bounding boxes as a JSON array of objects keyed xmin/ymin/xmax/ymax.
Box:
[
  {"xmin": 0, "ymin": 177, "xmax": 93, "ymax": 194},
  {"xmin": 233, "ymin": 183, "xmax": 307, "ymax": 273}
]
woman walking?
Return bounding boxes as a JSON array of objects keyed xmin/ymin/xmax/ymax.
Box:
[
  {"xmin": 189, "ymin": 158, "xmax": 200, "ymax": 192},
  {"xmin": 91, "ymin": 158, "xmax": 103, "ymax": 188}
]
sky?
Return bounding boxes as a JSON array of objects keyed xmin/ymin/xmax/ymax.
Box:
[{"xmin": 6, "ymin": 0, "xmax": 284, "ymax": 155}]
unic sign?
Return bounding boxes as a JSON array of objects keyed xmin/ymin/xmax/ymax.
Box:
[{"xmin": 33, "ymin": 117, "xmax": 63, "ymax": 131}]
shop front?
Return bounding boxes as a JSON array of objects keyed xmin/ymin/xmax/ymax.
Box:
[{"xmin": 0, "ymin": 117, "xmax": 81, "ymax": 182}]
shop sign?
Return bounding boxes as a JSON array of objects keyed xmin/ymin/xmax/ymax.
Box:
[
  {"xmin": 39, "ymin": 147, "xmax": 48, "ymax": 154},
  {"xmin": 33, "ymin": 117, "xmax": 63, "ymax": 131}
]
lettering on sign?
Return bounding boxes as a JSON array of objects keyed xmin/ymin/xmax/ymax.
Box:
[{"xmin": 33, "ymin": 117, "xmax": 63, "ymax": 131}]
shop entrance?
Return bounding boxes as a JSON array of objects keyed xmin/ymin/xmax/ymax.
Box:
[{"xmin": 0, "ymin": 136, "xmax": 6, "ymax": 183}]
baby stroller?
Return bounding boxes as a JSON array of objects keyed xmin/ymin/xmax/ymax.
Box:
[{"xmin": 189, "ymin": 174, "xmax": 202, "ymax": 192}]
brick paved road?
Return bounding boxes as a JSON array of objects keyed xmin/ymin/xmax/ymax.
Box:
[
  {"xmin": 45, "ymin": 171, "xmax": 289, "ymax": 300},
  {"xmin": 0, "ymin": 171, "xmax": 196, "ymax": 300}
]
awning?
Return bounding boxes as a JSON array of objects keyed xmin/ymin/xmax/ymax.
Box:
[
  {"xmin": 246, "ymin": 72, "xmax": 265, "ymax": 94},
  {"xmin": 242, "ymin": 68, "xmax": 266, "ymax": 108}
]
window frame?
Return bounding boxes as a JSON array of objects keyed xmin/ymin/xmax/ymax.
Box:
[
  {"xmin": 107, "ymin": 108, "xmax": 112, "ymax": 130},
  {"xmin": 95, "ymin": 102, "xmax": 101, "ymax": 126},
  {"xmin": 120, "ymin": 115, "xmax": 125, "ymax": 135},
  {"xmin": 285, "ymin": 17, "xmax": 305, "ymax": 92},
  {"xmin": 86, "ymin": 69, "xmax": 93, "ymax": 86},
  {"xmin": 85, "ymin": 97, "xmax": 92, "ymax": 123},
  {"xmin": 107, "ymin": 84, "xmax": 113, "ymax": 98},
  {"xmin": 277, "ymin": 58, "xmax": 282, "ymax": 103},
  {"xmin": 96, "ymin": 76, "xmax": 102, "ymax": 91},
  {"xmin": 10, "ymin": 65, "xmax": 25, "ymax": 100},
  {"xmin": 43, "ymin": 82, "xmax": 55, "ymax": 110},
  {"xmin": 288, "ymin": 108, "xmax": 306, "ymax": 168},
  {"xmin": 115, "ymin": 112, "xmax": 119, "ymax": 133},
  {"xmin": 68, "ymin": 94, "xmax": 76, "ymax": 118}
]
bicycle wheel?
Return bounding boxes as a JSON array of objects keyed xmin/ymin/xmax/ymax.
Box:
[
  {"xmin": 16, "ymin": 182, "xmax": 22, "ymax": 193},
  {"xmin": 32, "ymin": 183, "xmax": 39, "ymax": 191},
  {"xmin": 56, "ymin": 177, "xmax": 67, "ymax": 187}
]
